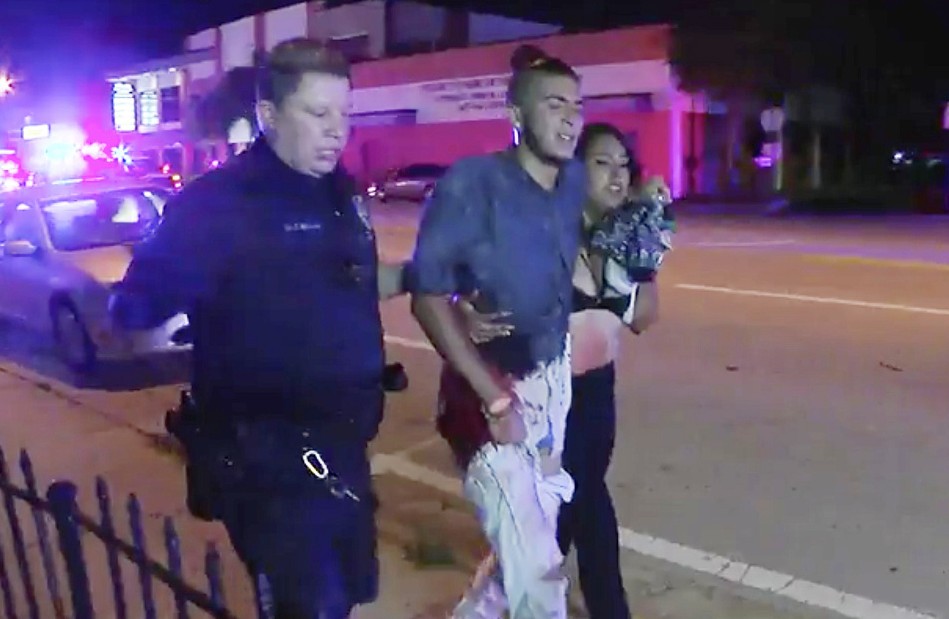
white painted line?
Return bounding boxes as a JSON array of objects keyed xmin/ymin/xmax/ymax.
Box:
[
  {"xmin": 688, "ymin": 239, "xmax": 798, "ymax": 248},
  {"xmin": 371, "ymin": 450, "xmax": 939, "ymax": 619},
  {"xmin": 372, "ymin": 452, "xmax": 463, "ymax": 498},
  {"xmin": 384, "ymin": 334, "xmax": 435, "ymax": 352},
  {"xmin": 676, "ymin": 283, "xmax": 949, "ymax": 317}
]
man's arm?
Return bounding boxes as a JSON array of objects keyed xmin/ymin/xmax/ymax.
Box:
[
  {"xmin": 408, "ymin": 165, "xmax": 510, "ymax": 410},
  {"xmin": 109, "ymin": 188, "xmax": 230, "ymax": 330}
]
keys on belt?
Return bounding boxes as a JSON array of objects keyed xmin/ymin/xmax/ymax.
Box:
[{"xmin": 301, "ymin": 449, "xmax": 361, "ymax": 502}]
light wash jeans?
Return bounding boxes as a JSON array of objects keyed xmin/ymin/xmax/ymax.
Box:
[{"xmin": 452, "ymin": 344, "xmax": 574, "ymax": 619}]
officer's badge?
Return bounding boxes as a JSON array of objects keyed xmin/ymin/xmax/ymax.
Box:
[{"xmin": 353, "ymin": 195, "xmax": 374, "ymax": 238}]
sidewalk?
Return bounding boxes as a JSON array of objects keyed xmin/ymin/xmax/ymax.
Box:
[
  {"xmin": 0, "ymin": 360, "xmax": 841, "ymax": 619},
  {"xmin": 371, "ymin": 470, "xmax": 844, "ymax": 619}
]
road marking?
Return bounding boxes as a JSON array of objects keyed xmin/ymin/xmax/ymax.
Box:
[
  {"xmin": 381, "ymin": 336, "xmax": 941, "ymax": 619},
  {"xmin": 803, "ymin": 253, "xmax": 949, "ymax": 272},
  {"xmin": 687, "ymin": 239, "xmax": 798, "ymax": 248},
  {"xmin": 384, "ymin": 334, "xmax": 435, "ymax": 352},
  {"xmin": 371, "ymin": 450, "xmax": 938, "ymax": 619},
  {"xmin": 676, "ymin": 284, "xmax": 949, "ymax": 316}
]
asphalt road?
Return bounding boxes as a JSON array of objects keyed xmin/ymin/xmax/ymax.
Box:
[
  {"xmin": 374, "ymin": 205, "xmax": 949, "ymax": 617},
  {"xmin": 0, "ymin": 204, "xmax": 947, "ymax": 617}
]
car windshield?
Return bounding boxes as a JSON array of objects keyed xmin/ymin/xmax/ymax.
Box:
[{"xmin": 40, "ymin": 187, "xmax": 169, "ymax": 251}]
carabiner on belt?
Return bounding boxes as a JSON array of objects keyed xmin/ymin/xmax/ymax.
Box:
[{"xmin": 302, "ymin": 449, "xmax": 361, "ymax": 502}]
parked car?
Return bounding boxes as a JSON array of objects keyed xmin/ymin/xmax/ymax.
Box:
[
  {"xmin": 0, "ymin": 177, "xmax": 191, "ymax": 373},
  {"xmin": 368, "ymin": 163, "xmax": 447, "ymax": 203}
]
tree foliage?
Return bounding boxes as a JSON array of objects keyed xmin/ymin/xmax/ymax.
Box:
[
  {"xmin": 670, "ymin": 0, "xmax": 829, "ymax": 104},
  {"xmin": 190, "ymin": 67, "xmax": 257, "ymax": 140},
  {"xmin": 671, "ymin": 0, "xmax": 948, "ymax": 152}
]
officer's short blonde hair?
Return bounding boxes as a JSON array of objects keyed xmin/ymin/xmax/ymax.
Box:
[{"xmin": 257, "ymin": 38, "xmax": 351, "ymax": 108}]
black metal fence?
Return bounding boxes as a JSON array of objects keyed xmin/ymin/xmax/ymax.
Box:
[{"xmin": 0, "ymin": 443, "xmax": 268, "ymax": 619}]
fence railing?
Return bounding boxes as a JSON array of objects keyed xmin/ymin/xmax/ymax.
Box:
[{"xmin": 0, "ymin": 443, "xmax": 268, "ymax": 619}]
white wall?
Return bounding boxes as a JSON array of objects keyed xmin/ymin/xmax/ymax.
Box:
[
  {"xmin": 221, "ymin": 17, "xmax": 255, "ymax": 70},
  {"xmin": 156, "ymin": 70, "xmax": 181, "ymax": 89},
  {"xmin": 308, "ymin": 0, "xmax": 386, "ymax": 58},
  {"xmin": 188, "ymin": 60, "xmax": 217, "ymax": 81},
  {"xmin": 467, "ymin": 13, "xmax": 560, "ymax": 44},
  {"xmin": 266, "ymin": 3, "xmax": 309, "ymax": 50},
  {"xmin": 186, "ymin": 28, "xmax": 216, "ymax": 52},
  {"xmin": 352, "ymin": 59, "xmax": 673, "ymax": 123}
]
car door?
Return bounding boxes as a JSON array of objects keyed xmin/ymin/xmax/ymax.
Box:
[
  {"xmin": 384, "ymin": 168, "xmax": 407, "ymax": 200},
  {"xmin": 0, "ymin": 201, "xmax": 51, "ymax": 327}
]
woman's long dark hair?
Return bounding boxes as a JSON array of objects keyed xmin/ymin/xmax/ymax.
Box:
[{"xmin": 575, "ymin": 122, "xmax": 642, "ymax": 184}]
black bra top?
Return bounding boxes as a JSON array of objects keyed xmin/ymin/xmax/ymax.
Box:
[{"xmin": 572, "ymin": 287, "xmax": 629, "ymax": 317}]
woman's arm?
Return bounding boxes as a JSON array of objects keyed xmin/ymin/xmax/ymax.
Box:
[{"xmin": 629, "ymin": 280, "xmax": 659, "ymax": 334}]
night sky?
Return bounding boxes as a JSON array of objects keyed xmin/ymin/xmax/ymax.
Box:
[{"xmin": 0, "ymin": 0, "xmax": 946, "ymax": 97}]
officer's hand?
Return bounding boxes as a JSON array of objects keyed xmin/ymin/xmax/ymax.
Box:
[
  {"xmin": 453, "ymin": 292, "xmax": 514, "ymax": 344},
  {"xmin": 382, "ymin": 362, "xmax": 409, "ymax": 392}
]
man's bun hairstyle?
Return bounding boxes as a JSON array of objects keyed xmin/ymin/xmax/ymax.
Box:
[
  {"xmin": 506, "ymin": 44, "xmax": 579, "ymax": 106},
  {"xmin": 509, "ymin": 44, "xmax": 549, "ymax": 72}
]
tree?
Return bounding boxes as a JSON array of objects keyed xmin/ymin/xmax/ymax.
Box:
[
  {"xmin": 670, "ymin": 0, "xmax": 836, "ymax": 190},
  {"xmin": 672, "ymin": 0, "xmax": 949, "ymax": 186},
  {"xmin": 189, "ymin": 67, "xmax": 257, "ymax": 141}
]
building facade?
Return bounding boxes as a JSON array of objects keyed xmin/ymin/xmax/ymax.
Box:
[
  {"xmin": 104, "ymin": 2, "xmax": 716, "ymax": 195},
  {"xmin": 345, "ymin": 25, "xmax": 712, "ymax": 197},
  {"xmin": 102, "ymin": 0, "xmax": 559, "ymax": 177}
]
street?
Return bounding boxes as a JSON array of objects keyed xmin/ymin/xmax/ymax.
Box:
[{"xmin": 0, "ymin": 205, "xmax": 947, "ymax": 618}]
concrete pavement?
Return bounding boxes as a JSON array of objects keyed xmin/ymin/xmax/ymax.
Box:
[{"xmin": 0, "ymin": 205, "xmax": 946, "ymax": 617}]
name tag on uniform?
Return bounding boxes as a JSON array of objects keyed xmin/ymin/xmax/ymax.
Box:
[{"xmin": 284, "ymin": 221, "xmax": 322, "ymax": 233}]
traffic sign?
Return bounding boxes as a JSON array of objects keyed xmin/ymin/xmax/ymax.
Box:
[{"xmin": 761, "ymin": 107, "xmax": 786, "ymax": 132}]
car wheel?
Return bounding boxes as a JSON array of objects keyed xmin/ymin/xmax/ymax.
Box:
[
  {"xmin": 423, "ymin": 185, "xmax": 435, "ymax": 201},
  {"xmin": 50, "ymin": 301, "xmax": 98, "ymax": 374}
]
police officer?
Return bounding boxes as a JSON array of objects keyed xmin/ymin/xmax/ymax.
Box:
[{"xmin": 110, "ymin": 38, "xmax": 407, "ymax": 619}]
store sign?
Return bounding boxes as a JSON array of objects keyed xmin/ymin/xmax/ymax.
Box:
[
  {"xmin": 112, "ymin": 82, "xmax": 137, "ymax": 132},
  {"xmin": 139, "ymin": 90, "xmax": 160, "ymax": 128},
  {"xmin": 418, "ymin": 74, "xmax": 510, "ymax": 123},
  {"xmin": 21, "ymin": 124, "xmax": 50, "ymax": 141}
]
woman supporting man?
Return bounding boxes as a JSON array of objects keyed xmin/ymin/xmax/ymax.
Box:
[{"xmin": 445, "ymin": 122, "xmax": 674, "ymax": 618}]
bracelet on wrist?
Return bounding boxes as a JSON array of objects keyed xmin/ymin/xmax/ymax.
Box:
[{"xmin": 484, "ymin": 395, "xmax": 512, "ymax": 418}]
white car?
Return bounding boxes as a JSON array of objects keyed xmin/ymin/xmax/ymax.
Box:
[
  {"xmin": 368, "ymin": 163, "xmax": 447, "ymax": 203},
  {"xmin": 0, "ymin": 178, "xmax": 191, "ymax": 372}
]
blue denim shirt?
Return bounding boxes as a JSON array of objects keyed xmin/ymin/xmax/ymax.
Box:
[{"xmin": 411, "ymin": 150, "xmax": 586, "ymax": 377}]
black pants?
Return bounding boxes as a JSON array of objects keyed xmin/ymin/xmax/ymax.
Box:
[
  {"xmin": 218, "ymin": 447, "xmax": 378, "ymax": 619},
  {"xmin": 557, "ymin": 363, "xmax": 631, "ymax": 619}
]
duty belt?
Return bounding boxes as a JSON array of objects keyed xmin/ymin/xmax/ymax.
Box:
[{"xmin": 301, "ymin": 448, "xmax": 361, "ymax": 502}]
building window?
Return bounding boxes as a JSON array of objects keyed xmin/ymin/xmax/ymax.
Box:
[
  {"xmin": 160, "ymin": 86, "xmax": 182, "ymax": 124},
  {"xmin": 112, "ymin": 82, "xmax": 137, "ymax": 132},
  {"xmin": 139, "ymin": 90, "xmax": 160, "ymax": 128}
]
